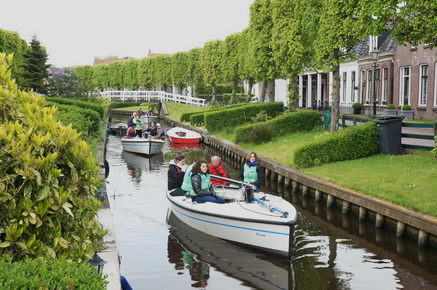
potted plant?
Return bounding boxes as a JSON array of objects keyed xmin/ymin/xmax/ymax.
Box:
[
  {"xmin": 352, "ymin": 103, "xmax": 363, "ymax": 114},
  {"xmin": 400, "ymin": 104, "xmax": 413, "ymax": 120},
  {"xmin": 384, "ymin": 104, "xmax": 397, "ymax": 116}
]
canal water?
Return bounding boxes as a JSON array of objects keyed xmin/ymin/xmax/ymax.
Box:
[{"xmin": 106, "ymin": 121, "xmax": 437, "ymax": 290}]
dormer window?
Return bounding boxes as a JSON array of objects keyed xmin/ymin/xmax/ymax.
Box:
[{"xmin": 369, "ymin": 36, "xmax": 378, "ymax": 53}]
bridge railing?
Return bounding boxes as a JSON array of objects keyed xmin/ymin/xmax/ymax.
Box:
[{"xmin": 101, "ymin": 90, "xmax": 206, "ymax": 107}]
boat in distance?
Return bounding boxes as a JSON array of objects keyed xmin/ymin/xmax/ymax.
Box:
[
  {"xmin": 121, "ymin": 136, "xmax": 165, "ymax": 156},
  {"xmin": 166, "ymin": 127, "xmax": 201, "ymax": 144}
]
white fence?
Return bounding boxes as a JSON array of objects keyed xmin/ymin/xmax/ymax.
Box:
[{"xmin": 101, "ymin": 90, "xmax": 207, "ymax": 107}]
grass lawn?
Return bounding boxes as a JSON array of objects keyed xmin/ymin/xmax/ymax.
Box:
[
  {"xmin": 167, "ymin": 103, "xmax": 437, "ymax": 216},
  {"xmin": 302, "ymin": 151, "xmax": 437, "ymax": 216},
  {"xmin": 165, "ymin": 102, "xmax": 205, "ymax": 121},
  {"xmin": 216, "ymin": 128, "xmax": 326, "ymax": 167}
]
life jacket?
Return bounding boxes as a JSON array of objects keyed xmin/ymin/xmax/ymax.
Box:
[
  {"xmin": 208, "ymin": 163, "xmax": 228, "ymax": 185},
  {"xmin": 126, "ymin": 127, "xmax": 136, "ymax": 137},
  {"xmin": 181, "ymin": 165, "xmax": 194, "ymax": 192},
  {"xmin": 243, "ymin": 163, "xmax": 258, "ymax": 183},
  {"xmin": 134, "ymin": 118, "xmax": 142, "ymax": 130},
  {"xmin": 187, "ymin": 173, "xmax": 210, "ymax": 197}
]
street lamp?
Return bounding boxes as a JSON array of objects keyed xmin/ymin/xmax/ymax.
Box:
[
  {"xmin": 370, "ymin": 50, "xmax": 380, "ymax": 117},
  {"xmin": 89, "ymin": 252, "xmax": 107, "ymax": 273}
]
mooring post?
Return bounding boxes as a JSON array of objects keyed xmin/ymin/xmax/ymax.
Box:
[
  {"xmin": 291, "ymin": 181, "xmax": 298, "ymax": 194},
  {"xmin": 315, "ymin": 189, "xmax": 322, "ymax": 203},
  {"xmin": 359, "ymin": 207, "xmax": 367, "ymax": 222},
  {"xmin": 418, "ymin": 230, "xmax": 429, "ymax": 248},
  {"xmin": 342, "ymin": 201, "xmax": 350, "ymax": 215},
  {"xmin": 284, "ymin": 178, "xmax": 291, "ymax": 196},
  {"xmin": 326, "ymin": 195, "xmax": 335, "ymax": 208},
  {"xmin": 375, "ymin": 213, "xmax": 384, "ymax": 228},
  {"xmin": 301, "ymin": 185, "xmax": 309, "ymax": 198},
  {"xmin": 396, "ymin": 222, "xmax": 406, "ymax": 238}
]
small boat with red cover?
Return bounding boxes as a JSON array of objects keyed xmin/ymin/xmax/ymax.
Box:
[{"xmin": 166, "ymin": 127, "xmax": 201, "ymax": 144}]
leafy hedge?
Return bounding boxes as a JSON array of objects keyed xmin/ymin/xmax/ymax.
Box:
[
  {"xmin": 0, "ymin": 53, "xmax": 105, "ymax": 261},
  {"xmin": 49, "ymin": 103, "xmax": 102, "ymax": 132},
  {"xmin": 110, "ymin": 101, "xmax": 140, "ymax": 109},
  {"xmin": 0, "ymin": 258, "xmax": 107, "ymax": 288},
  {"xmin": 432, "ymin": 136, "xmax": 437, "ymax": 157},
  {"xmin": 188, "ymin": 103, "xmax": 248, "ymax": 126},
  {"xmin": 181, "ymin": 103, "xmax": 247, "ymax": 123},
  {"xmin": 46, "ymin": 97, "xmax": 106, "ymax": 118},
  {"xmin": 235, "ymin": 110, "xmax": 322, "ymax": 143},
  {"xmin": 293, "ymin": 122, "xmax": 379, "ymax": 168},
  {"xmin": 205, "ymin": 102, "xmax": 284, "ymax": 132},
  {"xmin": 181, "ymin": 110, "xmax": 205, "ymax": 122}
]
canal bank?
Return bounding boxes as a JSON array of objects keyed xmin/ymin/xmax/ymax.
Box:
[{"xmin": 160, "ymin": 114, "xmax": 437, "ymax": 250}]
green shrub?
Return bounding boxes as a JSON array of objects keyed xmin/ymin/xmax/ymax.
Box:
[
  {"xmin": 235, "ymin": 110, "xmax": 321, "ymax": 143},
  {"xmin": 251, "ymin": 111, "xmax": 272, "ymax": 123},
  {"xmin": 433, "ymin": 137, "xmax": 437, "ymax": 157},
  {"xmin": 184, "ymin": 102, "xmax": 247, "ymax": 124},
  {"xmin": 49, "ymin": 103, "xmax": 102, "ymax": 132},
  {"xmin": 110, "ymin": 101, "xmax": 140, "ymax": 108},
  {"xmin": 190, "ymin": 113, "xmax": 206, "ymax": 126},
  {"xmin": 46, "ymin": 97, "xmax": 106, "ymax": 118},
  {"xmin": 386, "ymin": 104, "xmax": 396, "ymax": 109},
  {"xmin": 205, "ymin": 102, "xmax": 284, "ymax": 132},
  {"xmin": 352, "ymin": 103, "xmax": 363, "ymax": 109},
  {"xmin": 247, "ymin": 124, "xmax": 272, "ymax": 144},
  {"xmin": 0, "ymin": 258, "xmax": 107, "ymax": 288},
  {"xmin": 0, "ymin": 53, "xmax": 105, "ymax": 261},
  {"xmin": 293, "ymin": 122, "xmax": 379, "ymax": 168},
  {"xmin": 402, "ymin": 104, "xmax": 412, "ymax": 111}
]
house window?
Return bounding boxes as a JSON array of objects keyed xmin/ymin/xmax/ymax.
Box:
[
  {"xmin": 342, "ymin": 72, "xmax": 347, "ymax": 102},
  {"xmin": 351, "ymin": 71, "xmax": 356, "ymax": 103},
  {"xmin": 400, "ymin": 67, "xmax": 411, "ymax": 105},
  {"xmin": 435, "ymin": 63, "xmax": 437, "ymax": 106},
  {"xmin": 382, "ymin": 68, "xmax": 388, "ymax": 103},
  {"xmin": 419, "ymin": 64, "xmax": 428, "ymax": 106},
  {"xmin": 367, "ymin": 70, "xmax": 372, "ymax": 102},
  {"xmin": 375, "ymin": 69, "xmax": 380, "ymax": 102},
  {"xmin": 361, "ymin": 70, "xmax": 365, "ymax": 103}
]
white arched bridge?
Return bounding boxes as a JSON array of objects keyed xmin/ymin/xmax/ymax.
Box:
[{"xmin": 101, "ymin": 90, "xmax": 207, "ymax": 107}]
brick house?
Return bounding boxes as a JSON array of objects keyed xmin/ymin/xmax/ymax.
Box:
[{"xmin": 392, "ymin": 44, "xmax": 437, "ymax": 120}]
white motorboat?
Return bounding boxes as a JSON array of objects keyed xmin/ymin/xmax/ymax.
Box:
[
  {"xmin": 140, "ymin": 115, "xmax": 158, "ymax": 124},
  {"xmin": 167, "ymin": 176, "xmax": 297, "ymax": 258},
  {"xmin": 166, "ymin": 127, "xmax": 202, "ymax": 144},
  {"xmin": 121, "ymin": 137, "xmax": 165, "ymax": 156}
]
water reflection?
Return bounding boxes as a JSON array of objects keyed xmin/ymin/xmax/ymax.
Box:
[
  {"xmin": 121, "ymin": 151, "xmax": 164, "ymax": 183},
  {"xmin": 167, "ymin": 211, "xmax": 295, "ymax": 290}
]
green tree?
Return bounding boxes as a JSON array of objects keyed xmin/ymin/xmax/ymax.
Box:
[
  {"xmin": 187, "ymin": 48, "xmax": 204, "ymax": 97},
  {"xmin": 314, "ymin": 0, "xmax": 374, "ymax": 131},
  {"xmin": 171, "ymin": 51, "xmax": 190, "ymax": 94},
  {"xmin": 0, "ymin": 29, "xmax": 28, "ymax": 87},
  {"xmin": 249, "ymin": 0, "xmax": 278, "ymax": 102},
  {"xmin": 272, "ymin": 0, "xmax": 321, "ymax": 110},
  {"xmin": 222, "ymin": 33, "xmax": 243, "ymax": 104},
  {"xmin": 239, "ymin": 29, "xmax": 256, "ymax": 99},
  {"xmin": 21, "ymin": 36, "xmax": 50, "ymax": 94},
  {"xmin": 201, "ymin": 40, "xmax": 224, "ymax": 102}
]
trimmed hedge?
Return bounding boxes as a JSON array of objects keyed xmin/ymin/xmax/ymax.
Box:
[
  {"xmin": 293, "ymin": 122, "xmax": 379, "ymax": 168},
  {"xmin": 205, "ymin": 102, "xmax": 284, "ymax": 132},
  {"xmin": 235, "ymin": 110, "xmax": 322, "ymax": 143},
  {"xmin": 0, "ymin": 258, "xmax": 107, "ymax": 288},
  {"xmin": 49, "ymin": 103, "xmax": 102, "ymax": 132},
  {"xmin": 110, "ymin": 101, "xmax": 140, "ymax": 108},
  {"xmin": 46, "ymin": 97, "xmax": 106, "ymax": 118},
  {"xmin": 181, "ymin": 102, "xmax": 247, "ymax": 123}
]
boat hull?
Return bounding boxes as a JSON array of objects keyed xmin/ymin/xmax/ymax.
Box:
[
  {"xmin": 167, "ymin": 192, "xmax": 295, "ymax": 257},
  {"xmin": 140, "ymin": 115, "xmax": 158, "ymax": 124},
  {"xmin": 168, "ymin": 136, "xmax": 201, "ymax": 144},
  {"xmin": 121, "ymin": 138, "xmax": 165, "ymax": 155}
]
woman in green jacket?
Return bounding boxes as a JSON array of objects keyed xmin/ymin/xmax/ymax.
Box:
[{"xmin": 186, "ymin": 160, "xmax": 225, "ymax": 204}]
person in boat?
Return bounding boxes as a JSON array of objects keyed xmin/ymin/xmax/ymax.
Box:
[
  {"xmin": 187, "ymin": 160, "xmax": 225, "ymax": 204},
  {"xmin": 147, "ymin": 107, "xmax": 156, "ymax": 116},
  {"xmin": 239, "ymin": 151, "xmax": 264, "ymax": 192},
  {"xmin": 181, "ymin": 158, "xmax": 200, "ymax": 193},
  {"xmin": 127, "ymin": 113, "xmax": 135, "ymax": 128},
  {"xmin": 125, "ymin": 122, "xmax": 137, "ymax": 138},
  {"xmin": 145, "ymin": 122, "xmax": 157, "ymax": 137},
  {"xmin": 137, "ymin": 108, "xmax": 145, "ymax": 117},
  {"xmin": 133, "ymin": 113, "xmax": 143, "ymax": 137},
  {"xmin": 168, "ymin": 152, "xmax": 187, "ymax": 196},
  {"xmin": 208, "ymin": 156, "xmax": 229, "ymax": 186},
  {"xmin": 153, "ymin": 123, "xmax": 166, "ymax": 140}
]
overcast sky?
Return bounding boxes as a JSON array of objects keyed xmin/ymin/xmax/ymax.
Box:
[{"xmin": 1, "ymin": 0, "xmax": 253, "ymax": 67}]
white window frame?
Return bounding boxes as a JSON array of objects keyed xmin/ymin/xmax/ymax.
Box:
[
  {"xmin": 375, "ymin": 68, "xmax": 380, "ymax": 103},
  {"xmin": 351, "ymin": 71, "xmax": 356, "ymax": 103},
  {"xmin": 399, "ymin": 66, "xmax": 411, "ymax": 106},
  {"xmin": 367, "ymin": 70, "xmax": 372, "ymax": 102},
  {"xmin": 434, "ymin": 63, "xmax": 437, "ymax": 106},
  {"xmin": 342, "ymin": 72, "xmax": 347, "ymax": 102},
  {"xmin": 361, "ymin": 70, "xmax": 365, "ymax": 103},
  {"xmin": 418, "ymin": 64, "xmax": 428, "ymax": 106},
  {"xmin": 382, "ymin": 67, "xmax": 388, "ymax": 103}
]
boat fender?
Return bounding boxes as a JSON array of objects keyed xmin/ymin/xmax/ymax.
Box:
[{"xmin": 120, "ymin": 275, "xmax": 133, "ymax": 290}]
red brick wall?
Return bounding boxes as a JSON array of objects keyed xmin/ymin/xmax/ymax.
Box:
[
  {"xmin": 358, "ymin": 58, "xmax": 394, "ymax": 106},
  {"xmin": 393, "ymin": 44, "xmax": 437, "ymax": 120}
]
